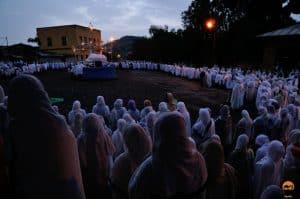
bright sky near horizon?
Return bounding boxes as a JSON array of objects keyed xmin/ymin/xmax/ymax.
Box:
[{"xmin": 0, "ymin": 0, "xmax": 299, "ymax": 46}]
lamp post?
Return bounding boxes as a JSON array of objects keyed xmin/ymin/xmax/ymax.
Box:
[
  {"xmin": 205, "ymin": 18, "xmax": 217, "ymax": 65},
  {"xmin": 72, "ymin": 46, "xmax": 77, "ymax": 62},
  {"xmin": 88, "ymin": 23, "xmax": 94, "ymax": 55},
  {"xmin": 109, "ymin": 36, "xmax": 115, "ymax": 62}
]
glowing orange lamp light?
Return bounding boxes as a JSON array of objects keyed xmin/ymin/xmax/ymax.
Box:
[{"xmin": 205, "ymin": 18, "xmax": 216, "ymax": 31}]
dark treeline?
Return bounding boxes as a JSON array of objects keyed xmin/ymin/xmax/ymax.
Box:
[{"xmin": 131, "ymin": 0, "xmax": 300, "ymax": 67}]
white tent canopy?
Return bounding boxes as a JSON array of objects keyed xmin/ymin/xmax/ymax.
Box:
[{"xmin": 86, "ymin": 53, "xmax": 107, "ymax": 63}]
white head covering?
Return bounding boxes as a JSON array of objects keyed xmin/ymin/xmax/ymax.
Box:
[
  {"xmin": 97, "ymin": 96, "xmax": 105, "ymax": 105},
  {"xmin": 72, "ymin": 100, "xmax": 81, "ymax": 111},
  {"xmin": 235, "ymin": 134, "xmax": 249, "ymax": 151},
  {"xmin": 158, "ymin": 102, "xmax": 169, "ymax": 112},
  {"xmin": 198, "ymin": 108, "xmax": 211, "ymax": 125},
  {"xmin": 255, "ymin": 134, "xmax": 270, "ymax": 147},
  {"xmin": 241, "ymin": 109, "xmax": 251, "ymax": 121},
  {"xmin": 177, "ymin": 101, "xmax": 188, "ymax": 114},
  {"xmin": 268, "ymin": 140, "xmax": 284, "ymax": 163}
]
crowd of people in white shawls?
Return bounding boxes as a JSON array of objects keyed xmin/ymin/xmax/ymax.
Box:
[
  {"xmin": 0, "ymin": 61, "xmax": 71, "ymax": 77},
  {"xmin": 0, "ymin": 62, "xmax": 300, "ymax": 198}
]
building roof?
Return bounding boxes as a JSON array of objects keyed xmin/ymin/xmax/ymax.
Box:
[
  {"xmin": 37, "ymin": 24, "xmax": 101, "ymax": 32},
  {"xmin": 258, "ymin": 23, "xmax": 300, "ymax": 37}
]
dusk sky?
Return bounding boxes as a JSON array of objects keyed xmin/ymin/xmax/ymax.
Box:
[
  {"xmin": 1, "ymin": 0, "xmax": 299, "ymax": 46},
  {"xmin": 0, "ymin": 0, "xmax": 193, "ymax": 45}
]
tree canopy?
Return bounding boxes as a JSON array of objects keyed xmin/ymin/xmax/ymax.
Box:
[{"xmin": 131, "ymin": 0, "xmax": 298, "ymax": 66}]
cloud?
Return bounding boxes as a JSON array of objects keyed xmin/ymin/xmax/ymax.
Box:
[
  {"xmin": 74, "ymin": 6, "xmax": 94, "ymax": 22},
  {"xmin": 146, "ymin": 16, "xmax": 182, "ymax": 27},
  {"xmin": 0, "ymin": 0, "xmax": 193, "ymax": 44}
]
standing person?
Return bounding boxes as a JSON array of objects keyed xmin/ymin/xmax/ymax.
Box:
[
  {"xmin": 68, "ymin": 100, "xmax": 86, "ymax": 125},
  {"xmin": 156, "ymin": 102, "xmax": 169, "ymax": 118},
  {"xmin": 177, "ymin": 101, "xmax": 192, "ymax": 137},
  {"xmin": 192, "ymin": 108, "xmax": 215, "ymax": 152},
  {"xmin": 282, "ymin": 130, "xmax": 300, "ymax": 199},
  {"xmin": 111, "ymin": 124, "xmax": 152, "ymax": 199},
  {"xmin": 77, "ymin": 113, "xmax": 115, "ymax": 199},
  {"xmin": 166, "ymin": 92, "xmax": 177, "ymax": 111},
  {"xmin": 111, "ymin": 119, "xmax": 127, "ymax": 160},
  {"xmin": 271, "ymin": 108, "xmax": 290, "ymax": 146},
  {"xmin": 0, "ymin": 126, "xmax": 9, "ymax": 196},
  {"xmin": 0, "ymin": 85, "xmax": 5, "ymax": 104},
  {"xmin": 145, "ymin": 111, "xmax": 157, "ymax": 141},
  {"xmin": 8, "ymin": 75, "xmax": 85, "ymax": 199},
  {"xmin": 71, "ymin": 113, "xmax": 84, "ymax": 138},
  {"xmin": 127, "ymin": 99, "xmax": 140, "ymax": 122},
  {"xmin": 228, "ymin": 134, "xmax": 254, "ymax": 199},
  {"xmin": 129, "ymin": 112, "xmax": 207, "ymax": 199},
  {"xmin": 110, "ymin": 99, "xmax": 127, "ymax": 131},
  {"xmin": 215, "ymin": 105, "xmax": 233, "ymax": 157},
  {"xmin": 255, "ymin": 134, "xmax": 270, "ymax": 162},
  {"xmin": 140, "ymin": 99, "xmax": 154, "ymax": 120},
  {"xmin": 203, "ymin": 141, "xmax": 238, "ymax": 199},
  {"xmin": 230, "ymin": 83, "xmax": 244, "ymax": 110},
  {"xmin": 92, "ymin": 96, "xmax": 110, "ymax": 125},
  {"xmin": 244, "ymin": 81, "xmax": 257, "ymax": 111},
  {"xmin": 253, "ymin": 107, "xmax": 269, "ymax": 138},
  {"xmin": 254, "ymin": 140, "xmax": 285, "ymax": 199},
  {"xmin": 235, "ymin": 110, "xmax": 253, "ymax": 143}
]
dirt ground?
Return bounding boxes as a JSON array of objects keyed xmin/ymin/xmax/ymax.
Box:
[{"xmin": 0, "ymin": 69, "xmax": 231, "ymax": 123}]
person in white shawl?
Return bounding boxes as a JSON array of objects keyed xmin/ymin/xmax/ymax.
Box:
[
  {"xmin": 254, "ymin": 140, "xmax": 284, "ymax": 199},
  {"xmin": 8, "ymin": 75, "xmax": 85, "ymax": 199},
  {"xmin": 284, "ymin": 129, "xmax": 300, "ymax": 170},
  {"xmin": 111, "ymin": 119, "xmax": 127, "ymax": 160},
  {"xmin": 177, "ymin": 101, "xmax": 192, "ymax": 137},
  {"xmin": 129, "ymin": 112, "xmax": 207, "ymax": 199},
  {"xmin": 230, "ymin": 82, "xmax": 245, "ymax": 110},
  {"xmin": 235, "ymin": 110, "xmax": 253, "ymax": 142},
  {"xmin": 0, "ymin": 85, "xmax": 4, "ymax": 104},
  {"xmin": 192, "ymin": 108, "xmax": 215, "ymax": 152},
  {"xmin": 145, "ymin": 111, "xmax": 157, "ymax": 141},
  {"xmin": 255, "ymin": 134, "xmax": 270, "ymax": 163},
  {"xmin": 110, "ymin": 99, "xmax": 127, "ymax": 131},
  {"xmin": 244, "ymin": 81, "xmax": 257, "ymax": 106},
  {"xmin": 68, "ymin": 100, "xmax": 87, "ymax": 125},
  {"xmin": 156, "ymin": 102, "xmax": 169, "ymax": 118},
  {"xmin": 92, "ymin": 96, "xmax": 110, "ymax": 124}
]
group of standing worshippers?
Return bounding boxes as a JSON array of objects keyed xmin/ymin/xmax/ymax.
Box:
[
  {"xmin": 1, "ymin": 75, "xmax": 300, "ymax": 199},
  {"xmin": 228, "ymin": 71, "xmax": 300, "ymax": 199}
]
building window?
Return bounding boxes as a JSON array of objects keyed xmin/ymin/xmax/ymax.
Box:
[
  {"xmin": 61, "ymin": 36, "xmax": 67, "ymax": 46},
  {"xmin": 47, "ymin": 37, "xmax": 52, "ymax": 47},
  {"xmin": 79, "ymin": 36, "xmax": 83, "ymax": 43},
  {"xmin": 84, "ymin": 37, "xmax": 87, "ymax": 43},
  {"xmin": 93, "ymin": 38, "xmax": 96, "ymax": 43}
]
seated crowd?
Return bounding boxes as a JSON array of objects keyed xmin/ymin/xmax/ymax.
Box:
[{"xmin": 0, "ymin": 74, "xmax": 299, "ymax": 199}]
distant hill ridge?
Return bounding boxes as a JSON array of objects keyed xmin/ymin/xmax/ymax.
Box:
[{"xmin": 104, "ymin": 35, "xmax": 144, "ymax": 58}]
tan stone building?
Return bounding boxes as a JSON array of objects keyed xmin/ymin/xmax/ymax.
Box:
[{"xmin": 37, "ymin": 24, "xmax": 102, "ymax": 60}]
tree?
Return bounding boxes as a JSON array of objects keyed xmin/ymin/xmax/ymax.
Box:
[
  {"xmin": 181, "ymin": 0, "xmax": 244, "ymax": 34},
  {"xmin": 285, "ymin": 0, "xmax": 300, "ymax": 14},
  {"xmin": 27, "ymin": 37, "xmax": 40, "ymax": 45}
]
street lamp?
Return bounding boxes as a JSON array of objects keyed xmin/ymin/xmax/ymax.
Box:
[
  {"xmin": 205, "ymin": 18, "xmax": 216, "ymax": 31},
  {"xmin": 109, "ymin": 36, "xmax": 115, "ymax": 61},
  {"xmin": 205, "ymin": 18, "xmax": 217, "ymax": 65}
]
